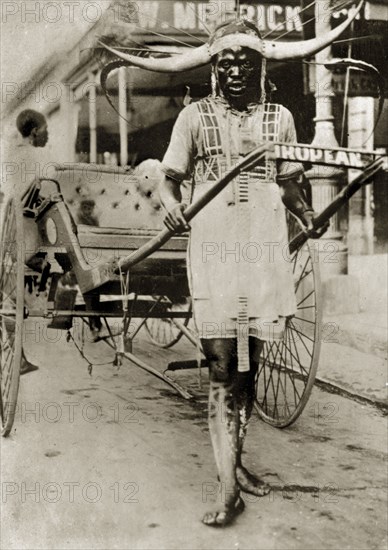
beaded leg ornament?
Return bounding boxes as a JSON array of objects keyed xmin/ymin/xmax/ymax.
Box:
[{"xmin": 237, "ymin": 171, "xmax": 250, "ymax": 373}]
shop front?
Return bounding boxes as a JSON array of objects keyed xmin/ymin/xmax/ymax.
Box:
[
  {"xmin": 71, "ymin": 0, "xmax": 308, "ymax": 168},
  {"xmin": 3, "ymin": 0, "xmax": 386, "ymax": 253}
]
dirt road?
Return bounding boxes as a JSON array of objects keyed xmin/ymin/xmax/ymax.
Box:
[{"xmin": 1, "ymin": 324, "xmax": 386, "ymax": 549}]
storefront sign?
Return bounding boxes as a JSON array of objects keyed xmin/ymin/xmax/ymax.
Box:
[
  {"xmin": 121, "ymin": 1, "xmax": 303, "ymax": 39},
  {"xmin": 273, "ymin": 143, "xmax": 376, "ymax": 168},
  {"xmin": 332, "ymin": 72, "xmax": 379, "ymax": 97}
]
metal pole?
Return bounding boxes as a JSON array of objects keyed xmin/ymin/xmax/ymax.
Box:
[
  {"xmin": 118, "ymin": 67, "xmax": 128, "ymax": 167},
  {"xmin": 305, "ymin": 0, "xmax": 348, "ymax": 276},
  {"xmin": 88, "ymin": 74, "xmax": 97, "ymax": 163}
]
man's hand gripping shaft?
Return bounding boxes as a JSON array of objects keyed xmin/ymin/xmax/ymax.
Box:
[{"xmin": 159, "ymin": 143, "xmax": 274, "ymax": 234}]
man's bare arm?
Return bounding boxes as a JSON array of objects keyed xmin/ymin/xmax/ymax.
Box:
[
  {"xmin": 278, "ymin": 177, "xmax": 328, "ymax": 237},
  {"xmin": 279, "ymin": 178, "xmax": 312, "ymax": 222},
  {"xmin": 159, "ymin": 174, "xmax": 190, "ymax": 232}
]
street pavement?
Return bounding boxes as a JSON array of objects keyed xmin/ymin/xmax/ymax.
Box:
[{"xmin": 1, "ymin": 323, "xmax": 387, "ymax": 550}]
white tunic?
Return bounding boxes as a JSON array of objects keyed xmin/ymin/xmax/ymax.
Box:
[{"xmin": 162, "ymin": 97, "xmax": 303, "ymax": 346}]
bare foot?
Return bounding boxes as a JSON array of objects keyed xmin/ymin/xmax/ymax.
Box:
[
  {"xmin": 202, "ymin": 496, "xmax": 245, "ymax": 528},
  {"xmin": 236, "ymin": 465, "xmax": 270, "ymax": 497}
]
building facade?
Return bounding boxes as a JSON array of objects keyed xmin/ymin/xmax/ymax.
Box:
[{"xmin": 1, "ymin": 0, "xmax": 387, "ymax": 259}]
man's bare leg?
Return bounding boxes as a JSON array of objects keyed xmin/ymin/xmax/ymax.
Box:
[
  {"xmin": 235, "ymin": 337, "xmax": 270, "ymax": 497},
  {"xmin": 201, "ymin": 339, "xmax": 244, "ymax": 527}
]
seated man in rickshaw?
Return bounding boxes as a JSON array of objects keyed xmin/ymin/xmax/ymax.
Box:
[{"xmin": 159, "ymin": 20, "xmax": 322, "ymax": 527}]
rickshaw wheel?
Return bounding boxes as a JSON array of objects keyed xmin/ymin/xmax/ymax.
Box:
[
  {"xmin": 255, "ymin": 238, "xmax": 322, "ymax": 428},
  {"xmin": 145, "ymin": 297, "xmax": 192, "ymax": 348},
  {"xmin": 0, "ymin": 199, "xmax": 24, "ymax": 437}
]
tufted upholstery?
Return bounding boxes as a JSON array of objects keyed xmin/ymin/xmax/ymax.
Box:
[
  {"xmin": 54, "ymin": 159, "xmax": 174, "ymax": 231},
  {"xmin": 52, "ymin": 160, "xmax": 190, "ymax": 288}
]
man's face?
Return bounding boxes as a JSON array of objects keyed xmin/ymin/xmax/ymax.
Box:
[
  {"xmin": 214, "ymin": 46, "xmax": 262, "ymax": 103},
  {"xmin": 31, "ymin": 123, "xmax": 48, "ymax": 147}
]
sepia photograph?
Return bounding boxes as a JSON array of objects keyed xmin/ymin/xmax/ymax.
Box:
[{"xmin": 0, "ymin": 1, "xmax": 387, "ymax": 548}]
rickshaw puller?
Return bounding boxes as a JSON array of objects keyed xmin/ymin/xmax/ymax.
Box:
[
  {"xmin": 102, "ymin": 5, "xmax": 357, "ymax": 526},
  {"xmin": 159, "ymin": 20, "xmax": 327, "ymax": 527}
]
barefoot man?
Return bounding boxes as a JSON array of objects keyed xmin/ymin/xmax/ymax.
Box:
[
  {"xmin": 159, "ymin": 20, "xmax": 320, "ymax": 527},
  {"xmin": 4, "ymin": 110, "xmax": 49, "ymax": 374},
  {"xmin": 103, "ymin": 7, "xmax": 359, "ymax": 527}
]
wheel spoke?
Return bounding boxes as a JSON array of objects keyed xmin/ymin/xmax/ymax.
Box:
[
  {"xmin": 292, "ymin": 250, "xmax": 299, "ymax": 274},
  {"xmin": 281, "ymin": 335, "xmax": 292, "ymax": 417},
  {"xmin": 255, "ymin": 238, "xmax": 322, "ymax": 427},
  {"xmin": 272, "ymin": 341, "xmax": 286, "ymax": 416},
  {"xmin": 266, "ymin": 345, "xmax": 280, "ymax": 419},
  {"xmin": 285, "ymin": 329, "xmax": 302, "ymax": 405},
  {"xmin": 295, "ymin": 268, "xmax": 313, "ymax": 290},
  {"xmin": 289, "ymin": 323, "xmax": 315, "ymax": 343},
  {"xmin": 272, "ymin": 342, "xmax": 283, "ymax": 410},
  {"xmin": 285, "ymin": 326, "xmax": 297, "ymax": 409},
  {"xmin": 294, "ymin": 254, "xmax": 310, "ymax": 294},
  {"xmin": 281, "ymin": 336, "xmax": 305, "ymax": 371},
  {"xmin": 145, "ymin": 297, "xmax": 192, "ymax": 348},
  {"xmin": 289, "ymin": 321, "xmax": 314, "ymax": 356},
  {"xmin": 260, "ymin": 346, "xmax": 270, "ymax": 413},
  {"xmin": 288, "ymin": 323, "xmax": 303, "ymax": 368},
  {"xmin": 285, "ymin": 340, "xmax": 309, "ymax": 378},
  {"xmin": 293, "ymin": 315, "xmax": 315, "ymax": 325},
  {"xmin": 270, "ymin": 342, "xmax": 285, "ymax": 418},
  {"xmin": 296, "ymin": 289, "xmax": 315, "ymax": 308}
]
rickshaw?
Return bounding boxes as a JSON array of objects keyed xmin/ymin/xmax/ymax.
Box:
[{"xmin": 1, "ymin": 132, "xmax": 384, "ymax": 437}]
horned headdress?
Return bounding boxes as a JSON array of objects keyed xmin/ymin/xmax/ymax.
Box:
[{"xmin": 99, "ymin": 1, "xmax": 364, "ymax": 72}]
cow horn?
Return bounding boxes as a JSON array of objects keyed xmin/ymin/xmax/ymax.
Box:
[
  {"xmin": 262, "ymin": 1, "xmax": 364, "ymax": 60},
  {"xmin": 99, "ymin": 0, "xmax": 363, "ymax": 71},
  {"xmin": 98, "ymin": 41, "xmax": 211, "ymax": 72}
]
